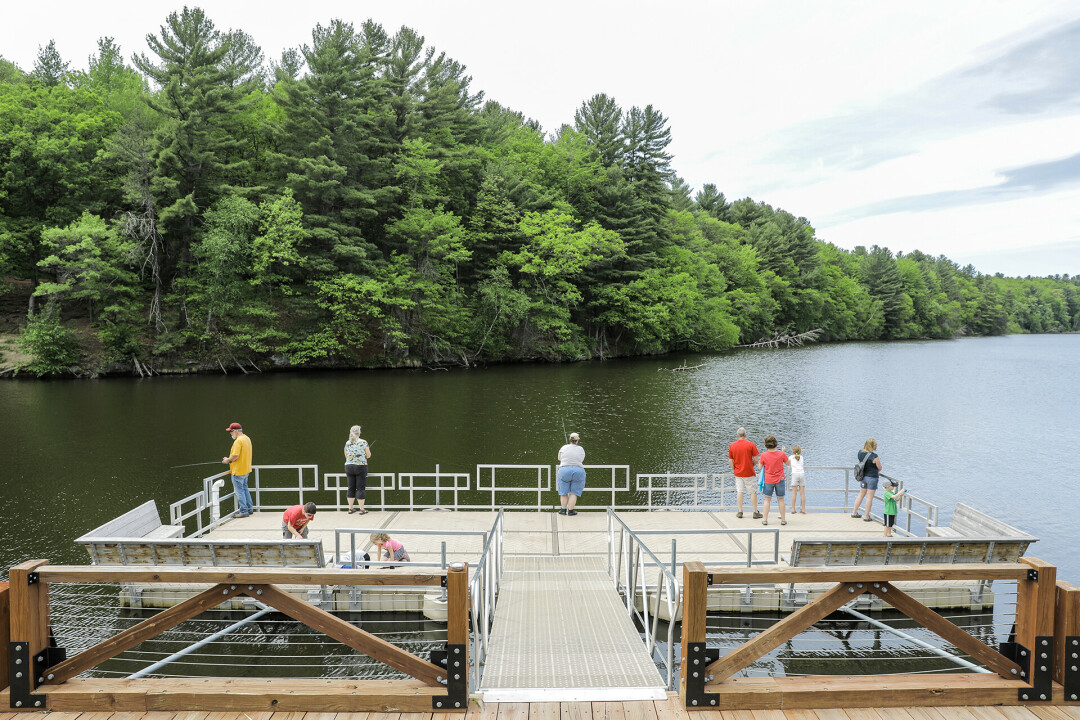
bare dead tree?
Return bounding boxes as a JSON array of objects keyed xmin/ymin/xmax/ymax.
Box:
[
  {"xmin": 658, "ymin": 360, "xmax": 705, "ymax": 372},
  {"xmin": 111, "ymin": 111, "xmax": 168, "ymax": 334},
  {"xmin": 738, "ymin": 328, "xmax": 823, "ymax": 349}
]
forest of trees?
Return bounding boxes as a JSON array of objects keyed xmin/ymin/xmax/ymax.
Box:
[{"xmin": 1, "ymin": 8, "xmax": 1078, "ymax": 376}]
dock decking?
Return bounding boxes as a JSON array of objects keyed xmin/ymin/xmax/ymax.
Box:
[
  {"xmin": 479, "ymin": 556, "xmax": 665, "ymax": 702},
  {"xmin": 205, "ymin": 507, "xmax": 922, "ymax": 564},
  {"xmin": 2, "ymin": 696, "xmax": 1079, "ymax": 720}
]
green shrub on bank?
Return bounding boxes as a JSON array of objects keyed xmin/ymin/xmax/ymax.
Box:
[{"xmin": 18, "ymin": 308, "xmax": 81, "ymax": 375}]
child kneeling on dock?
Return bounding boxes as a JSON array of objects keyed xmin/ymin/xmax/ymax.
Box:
[
  {"xmin": 882, "ymin": 481, "xmax": 906, "ymax": 537},
  {"xmin": 370, "ymin": 532, "xmax": 410, "ymax": 566},
  {"xmin": 282, "ymin": 502, "xmax": 316, "ymax": 540}
]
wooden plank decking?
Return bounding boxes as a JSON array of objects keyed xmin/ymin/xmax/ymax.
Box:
[{"xmin": 2, "ymin": 696, "xmax": 1079, "ymax": 720}]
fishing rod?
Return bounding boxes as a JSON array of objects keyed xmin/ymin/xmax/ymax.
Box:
[
  {"xmin": 169, "ymin": 461, "xmax": 224, "ymax": 469},
  {"xmin": 561, "ymin": 418, "xmax": 568, "ymax": 444}
]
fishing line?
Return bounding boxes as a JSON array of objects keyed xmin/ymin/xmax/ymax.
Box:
[{"xmin": 169, "ymin": 461, "xmax": 224, "ymax": 469}]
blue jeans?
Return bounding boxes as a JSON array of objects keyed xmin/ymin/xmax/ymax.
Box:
[{"xmin": 232, "ymin": 473, "xmax": 253, "ymax": 513}]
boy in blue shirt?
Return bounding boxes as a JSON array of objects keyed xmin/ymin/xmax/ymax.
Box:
[{"xmin": 882, "ymin": 479, "xmax": 906, "ymax": 537}]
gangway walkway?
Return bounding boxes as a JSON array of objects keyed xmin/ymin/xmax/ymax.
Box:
[{"xmin": 479, "ymin": 555, "xmax": 666, "ymax": 702}]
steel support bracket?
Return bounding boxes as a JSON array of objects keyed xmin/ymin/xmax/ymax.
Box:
[
  {"xmin": 1064, "ymin": 636, "xmax": 1080, "ymax": 702},
  {"xmin": 26, "ymin": 572, "xmax": 39, "ymax": 585},
  {"xmin": 9, "ymin": 642, "xmax": 46, "ymax": 709},
  {"xmin": 430, "ymin": 643, "xmax": 467, "ymax": 710},
  {"xmin": 440, "ymin": 575, "xmax": 448, "ymax": 588},
  {"xmin": 1000, "ymin": 640, "xmax": 1030, "ymax": 686},
  {"xmin": 34, "ymin": 645, "xmax": 66, "ymax": 686},
  {"xmin": 1027, "ymin": 568, "xmax": 1039, "ymax": 582},
  {"xmin": 683, "ymin": 641, "xmax": 720, "ymax": 709},
  {"xmin": 706, "ymin": 574, "xmax": 714, "ymax": 587},
  {"xmin": 1022, "ymin": 635, "xmax": 1053, "ymax": 702}
]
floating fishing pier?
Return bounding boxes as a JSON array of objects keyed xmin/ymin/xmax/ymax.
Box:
[{"xmin": 3, "ymin": 462, "xmax": 1078, "ymax": 714}]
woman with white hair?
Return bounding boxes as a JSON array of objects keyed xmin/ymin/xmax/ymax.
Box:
[
  {"xmin": 557, "ymin": 432, "xmax": 586, "ymax": 516},
  {"xmin": 344, "ymin": 425, "xmax": 371, "ymax": 514}
]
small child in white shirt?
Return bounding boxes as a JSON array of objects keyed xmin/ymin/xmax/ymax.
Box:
[{"xmin": 789, "ymin": 445, "xmax": 806, "ymax": 514}]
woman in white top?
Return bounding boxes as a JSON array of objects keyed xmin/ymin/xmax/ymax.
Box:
[
  {"xmin": 789, "ymin": 445, "xmax": 806, "ymax": 514},
  {"xmin": 556, "ymin": 432, "xmax": 586, "ymax": 516}
]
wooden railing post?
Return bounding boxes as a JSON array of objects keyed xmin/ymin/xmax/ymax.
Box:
[
  {"xmin": 0, "ymin": 580, "xmax": 9, "ymax": 692},
  {"xmin": 436, "ymin": 561, "xmax": 469, "ymax": 711},
  {"xmin": 680, "ymin": 561, "xmax": 707, "ymax": 704},
  {"xmin": 9, "ymin": 559, "xmax": 51, "ymax": 707},
  {"xmin": 1016, "ymin": 557, "xmax": 1056, "ymax": 700},
  {"xmin": 447, "ymin": 562, "xmax": 468, "ymax": 649},
  {"xmin": 1054, "ymin": 580, "xmax": 1080, "ymax": 700}
]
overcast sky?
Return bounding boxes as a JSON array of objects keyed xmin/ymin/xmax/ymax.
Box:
[{"xmin": 3, "ymin": 1, "xmax": 1079, "ymax": 277}]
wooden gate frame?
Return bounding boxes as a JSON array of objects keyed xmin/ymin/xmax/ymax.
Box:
[
  {"xmin": 4, "ymin": 560, "xmax": 469, "ymax": 712},
  {"xmin": 680, "ymin": 558, "xmax": 1074, "ymax": 709}
]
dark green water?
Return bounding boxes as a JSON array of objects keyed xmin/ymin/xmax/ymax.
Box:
[{"xmin": 3, "ymin": 334, "xmax": 1078, "ymax": 583}]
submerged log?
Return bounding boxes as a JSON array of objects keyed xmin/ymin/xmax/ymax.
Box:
[{"xmin": 739, "ymin": 328, "xmax": 823, "ymax": 349}]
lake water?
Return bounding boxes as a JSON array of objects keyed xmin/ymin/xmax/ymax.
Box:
[{"xmin": 2, "ymin": 334, "xmax": 1078, "ymax": 583}]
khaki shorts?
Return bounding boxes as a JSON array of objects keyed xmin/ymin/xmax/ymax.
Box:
[
  {"xmin": 790, "ymin": 473, "xmax": 805, "ymax": 488},
  {"xmin": 735, "ymin": 475, "xmax": 758, "ymax": 495}
]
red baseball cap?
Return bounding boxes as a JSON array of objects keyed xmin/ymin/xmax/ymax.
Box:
[{"xmin": 225, "ymin": 422, "xmax": 243, "ymax": 431}]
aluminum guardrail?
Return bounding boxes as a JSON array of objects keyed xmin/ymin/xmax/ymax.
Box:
[
  {"xmin": 606, "ymin": 509, "xmax": 681, "ymax": 690},
  {"xmin": 170, "ymin": 463, "xmax": 938, "ymax": 534},
  {"xmin": 468, "ymin": 510, "xmax": 505, "ymax": 692}
]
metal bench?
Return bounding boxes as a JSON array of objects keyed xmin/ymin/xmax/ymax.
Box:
[
  {"xmin": 76, "ymin": 500, "xmax": 184, "ymax": 543},
  {"xmin": 788, "ymin": 536, "xmax": 1033, "ymax": 567},
  {"xmin": 77, "ymin": 537, "xmax": 326, "ymax": 567},
  {"xmin": 926, "ymin": 502, "xmax": 1037, "ymax": 541}
]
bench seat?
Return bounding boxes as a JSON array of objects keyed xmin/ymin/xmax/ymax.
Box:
[
  {"xmin": 789, "ymin": 536, "xmax": 1032, "ymax": 567},
  {"xmin": 76, "ymin": 500, "xmax": 184, "ymax": 543}
]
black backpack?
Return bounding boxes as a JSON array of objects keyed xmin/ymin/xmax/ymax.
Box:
[{"xmin": 855, "ymin": 452, "xmax": 874, "ymax": 482}]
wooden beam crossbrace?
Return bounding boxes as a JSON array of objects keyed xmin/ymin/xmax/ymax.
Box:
[
  {"xmin": 44, "ymin": 582, "xmax": 247, "ymax": 685},
  {"xmin": 704, "ymin": 582, "xmax": 859, "ymax": 682},
  {"xmin": 251, "ymin": 584, "xmax": 446, "ymax": 687},
  {"xmin": 42, "ymin": 582, "xmax": 447, "ymax": 689},
  {"xmin": 863, "ymin": 581, "xmax": 1022, "ymax": 679}
]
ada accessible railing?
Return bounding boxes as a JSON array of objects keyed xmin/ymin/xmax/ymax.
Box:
[
  {"xmin": 467, "ymin": 510, "xmax": 505, "ymax": 692},
  {"xmin": 3, "ymin": 560, "xmax": 470, "ymax": 712},
  {"xmin": 606, "ymin": 508, "xmax": 681, "ymax": 690},
  {"xmin": 330, "ymin": 512, "xmax": 505, "ymax": 694},
  {"xmin": 638, "ymin": 466, "xmax": 938, "ymax": 531},
  {"xmin": 678, "ymin": 557, "xmax": 1079, "ymax": 709},
  {"xmin": 604, "ymin": 510, "xmax": 782, "ymax": 690},
  {"xmin": 169, "ymin": 463, "xmax": 939, "ymax": 537}
]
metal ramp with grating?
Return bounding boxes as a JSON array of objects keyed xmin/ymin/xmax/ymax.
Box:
[{"xmin": 479, "ymin": 555, "xmax": 666, "ymax": 702}]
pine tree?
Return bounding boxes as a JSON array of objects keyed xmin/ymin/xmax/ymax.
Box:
[
  {"xmin": 574, "ymin": 93, "xmax": 623, "ymax": 167},
  {"xmin": 132, "ymin": 7, "xmax": 262, "ymax": 302},
  {"xmin": 32, "ymin": 40, "xmax": 69, "ymax": 87},
  {"xmin": 274, "ymin": 19, "xmax": 389, "ymax": 274}
]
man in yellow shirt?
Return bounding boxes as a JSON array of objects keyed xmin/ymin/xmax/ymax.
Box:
[{"xmin": 222, "ymin": 422, "xmax": 254, "ymax": 517}]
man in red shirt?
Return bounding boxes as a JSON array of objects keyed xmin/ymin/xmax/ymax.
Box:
[
  {"xmin": 728, "ymin": 428, "xmax": 762, "ymax": 519},
  {"xmin": 282, "ymin": 502, "xmax": 317, "ymax": 540}
]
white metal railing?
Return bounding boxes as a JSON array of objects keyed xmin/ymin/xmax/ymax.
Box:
[
  {"xmin": 397, "ymin": 466, "xmax": 471, "ymax": 509},
  {"xmin": 475, "ymin": 464, "xmax": 551, "ymax": 509},
  {"xmin": 468, "ymin": 511, "xmax": 505, "ymax": 692},
  {"xmin": 606, "ymin": 509, "xmax": 681, "ymax": 689},
  {"xmin": 635, "ymin": 467, "xmax": 938, "ymax": 535},
  {"xmin": 170, "ymin": 465, "xmax": 321, "ymax": 536},
  {"xmin": 324, "ymin": 472, "xmax": 396, "ymax": 509},
  {"xmin": 169, "ymin": 463, "xmax": 938, "ymax": 532}
]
